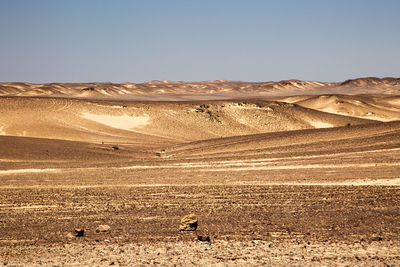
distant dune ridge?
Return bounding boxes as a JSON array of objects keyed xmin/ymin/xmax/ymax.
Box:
[{"xmin": 0, "ymin": 77, "xmax": 399, "ymax": 100}]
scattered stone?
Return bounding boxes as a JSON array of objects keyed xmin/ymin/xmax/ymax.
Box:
[
  {"xmin": 96, "ymin": 225, "xmax": 111, "ymax": 233},
  {"xmin": 74, "ymin": 228, "xmax": 84, "ymax": 237},
  {"xmin": 112, "ymin": 146, "xmax": 119, "ymax": 150},
  {"xmin": 197, "ymin": 235, "xmax": 211, "ymax": 243},
  {"xmin": 179, "ymin": 214, "xmax": 198, "ymax": 231},
  {"xmin": 371, "ymin": 236, "xmax": 383, "ymax": 241}
]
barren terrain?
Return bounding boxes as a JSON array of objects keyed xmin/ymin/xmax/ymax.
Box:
[{"xmin": 1, "ymin": 77, "xmax": 400, "ymax": 266}]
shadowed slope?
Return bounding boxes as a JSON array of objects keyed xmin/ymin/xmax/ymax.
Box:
[
  {"xmin": 0, "ymin": 134, "xmax": 158, "ymax": 172},
  {"xmin": 164, "ymin": 121, "xmax": 400, "ymax": 159}
]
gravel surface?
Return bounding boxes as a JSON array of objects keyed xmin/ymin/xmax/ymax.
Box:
[{"xmin": 3, "ymin": 239, "xmax": 399, "ymax": 266}]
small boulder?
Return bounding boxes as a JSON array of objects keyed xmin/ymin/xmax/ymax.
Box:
[
  {"xmin": 96, "ymin": 224, "xmax": 111, "ymax": 233},
  {"xmin": 179, "ymin": 214, "xmax": 198, "ymax": 231},
  {"xmin": 371, "ymin": 236, "xmax": 383, "ymax": 242},
  {"xmin": 197, "ymin": 235, "xmax": 211, "ymax": 242},
  {"xmin": 74, "ymin": 228, "xmax": 85, "ymax": 237}
]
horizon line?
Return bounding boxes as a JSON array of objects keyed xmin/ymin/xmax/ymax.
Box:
[{"xmin": 1, "ymin": 76, "xmax": 399, "ymax": 85}]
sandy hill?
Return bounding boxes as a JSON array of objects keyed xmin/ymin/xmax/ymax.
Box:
[
  {"xmin": 0, "ymin": 97, "xmax": 373, "ymax": 147},
  {"xmin": 340, "ymin": 77, "xmax": 400, "ymax": 87},
  {"xmin": 278, "ymin": 94, "xmax": 400, "ymax": 121},
  {"xmin": 0, "ymin": 77, "xmax": 399, "ymax": 100}
]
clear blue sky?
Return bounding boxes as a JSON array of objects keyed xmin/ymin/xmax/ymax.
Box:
[{"xmin": 0, "ymin": 0, "xmax": 399, "ymax": 83}]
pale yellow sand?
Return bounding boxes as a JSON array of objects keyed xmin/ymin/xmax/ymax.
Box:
[
  {"xmin": 81, "ymin": 112, "xmax": 149, "ymax": 131},
  {"xmin": 308, "ymin": 121, "xmax": 334, "ymax": 128},
  {"xmin": 0, "ymin": 169, "xmax": 58, "ymax": 175}
]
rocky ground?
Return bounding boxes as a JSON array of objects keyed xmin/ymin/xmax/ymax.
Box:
[
  {"xmin": 1, "ymin": 185, "xmax": 399, "ymax": 266},
  {"xmin": 3, "ymin": 239, "xmax": 400, "ymax": 266}
]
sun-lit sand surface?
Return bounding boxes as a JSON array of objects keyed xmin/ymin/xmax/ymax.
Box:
[
  {"xmin": 1, "ymin": 77, "xmax": 400, "ymax": 265},
  {"xmin": 0, "ymin": 168, "xmax": 59, "ymax": 175},
  {"xmin": 307, "ymin": 121, "xmax": 333, "ymax": 128},
  {"xmin": 81, "ymin": 112, "xmax": 150, "ymax": 131}
]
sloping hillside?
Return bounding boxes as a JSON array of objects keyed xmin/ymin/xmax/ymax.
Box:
[
  {"xmin": 0, "ymin": 97, "xmax": 373, "ymax": 145},
  {"xmin": 280, "ymin": 94, "xmax": 400, "ymax": 121}
]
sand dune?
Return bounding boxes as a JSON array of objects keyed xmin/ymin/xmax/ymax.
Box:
[
  {"xmin": 279, "ymin": 94, "xmax": 400, "ymax": 121},
  {"xmin": 0, "ymin": 98, "xmax": 172, "ymax": 146},
  {"xmin": 0, "ymin": 97, "xmax": 373, "ymax": 145}
]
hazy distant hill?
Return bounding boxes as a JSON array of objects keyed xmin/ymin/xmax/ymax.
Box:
[{"xmin": 0, "ymin": 77, "xmax": 399, "ymax": 100}]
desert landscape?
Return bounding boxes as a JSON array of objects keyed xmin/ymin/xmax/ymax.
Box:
[{"xmin": 0, "ymin": 77, "xmax": 399, "ymax": 265}]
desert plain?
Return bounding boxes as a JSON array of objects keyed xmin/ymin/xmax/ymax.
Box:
[{"xmin": 0, "ymin": 77, "xmax": 400, "ymax": 266}]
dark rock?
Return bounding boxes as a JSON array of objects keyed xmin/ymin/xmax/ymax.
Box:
[
  {"xmin": 197, "ymin": 235, "xmax": 211, "ymax": 242},
  {"xmin": 371, "ymin": 236, "xmax": 383, "ymax": 241},
  {"xmin": 74, "ymin": 228, "xmax": 84, "ymax": 237}
]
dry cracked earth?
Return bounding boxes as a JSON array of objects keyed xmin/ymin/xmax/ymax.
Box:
[{"xmin": 1, "ymin": 78, "xmax": 400, "ymax": 266}]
